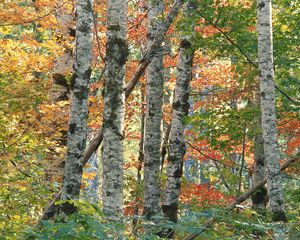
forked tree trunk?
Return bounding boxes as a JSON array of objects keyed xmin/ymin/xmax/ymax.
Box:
[
  {"xmin": 143, "ymin": 0, "xmax": 165, "ymax": 220},
  {"xmin": 257, "ymin": 0, "xmax": 286, "ymax": 222},
  {"xmin": 102, "ymin": 0, "xmax": 128, "ymax": 221},
  {"xmin": 60, "ymin": 0, "xmax": 93, "ymax": 215}
]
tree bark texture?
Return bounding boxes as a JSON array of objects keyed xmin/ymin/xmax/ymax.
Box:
[
  {"xmin": 143, "ymin": 0, "xmax": 165, "ymax": 220},
  {"xmin": 162, "ymin": 1, "xmax": 195, "ymax": 227},
  {"xmin": 46, "ymin": 1, "xmax": 74, "ymax": 183},
  {"xmin": 133, "ymin": 86, "xmax": 146, "ymax": 229},
  {"xmin": 82, "ymin": 0, "xmax": 185, "ymax": 166},
  {"xmin": 257, "ymin": 0, "xmax": 286, "ymax": 222},
  {"xmin": 39, "ymin": 0, "xmax": 185, "ymax": 220},
  {"xmin": 162, "ymin": 40, "xmax": 194, "ymax": 224},
  {"xmin": 51, "ymin": 1, "xmax": 74, "ymax": 102},
  {"xmin": 102, "ymin": 0, "xmax": 128, "ymax": 220},
  {"xmin": 251, "ymin": 132, "xmax": 268, "ymax": 210},
  {"xmin": 60, "ymin": 0, "xmax": 93, "ymax": 215},
  {"xmin": 251, "ymin": 92, "xmax": 267, "ymax": 211}
]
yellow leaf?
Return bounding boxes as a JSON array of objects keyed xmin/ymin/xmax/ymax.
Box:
[
  {"xmin": 12, "ymin": 215, "xmax": 20, "ymax": 220},
  {"xmin": 19, "ymin": 186, "xmax": 27, "ymax": 191},
  {"xmin": 280, "ymin": 25, "xmax": 288, "ymax": 32}
]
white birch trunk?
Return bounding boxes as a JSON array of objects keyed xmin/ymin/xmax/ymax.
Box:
[
  {"xmin": 61, "ymin": 0, "xmax": 93, "ymax": 214},
  {"xmin": 51, "ymin": 1, "xmax": 74, "ymax": 102},
  {"xmin": 251, "ymin": 91, "xmax": 267, "ymax": 211},
  {"xmin": 82, "ymin": 0, "xmax": 185, "ymax": 164},
  {"xmin": 102, "ymin": 0, "xmax": 128, "ymax": 221},
  {"xmin": 143, "ymin": 0, "xmax": 165, "ymax": 220},
  {"xmin": 161, "ymin": 4, "xmax": 195, "ymax": 235},
  {"xmin": 46, "ymin": 1, "xmax": 74, "ymax": 183},
  {"xmin": 257, "ymin": 0, "xmax": 286, "ymax": 222},
  {"xmin": 162, "ymin": 39, "xmax": 194, "ymax": 223},
  {"xmin": 252, "ymin": 132, "xmax": 268, "ymax": 210}
]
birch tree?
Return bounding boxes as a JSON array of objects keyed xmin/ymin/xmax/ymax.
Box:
[
  {"xmin": 51, "ymin": 2, "xmax": 74, "ymax": 103},
  {"xmin": 162, "ymin": 1, "xmax": 195, "ymax": 228},
  {"xmin": 46, "ymin": 1, "xmax": 74, "ymax": 183},
  {"xmin": 143, "ymin": 0, "xmax": 165, "ymax": 220},
  {"xmin": 39, "ymin": 0, "xmax": 185, "ymax": 221},
  {"xmin": 82, "ymin": 0, "xmax": 185, "ymax": 165},
  {"xmin": 162, "ymin": 32, "xmax": 195, "ymax": 233},
  {"xmin": 251, "ymin": 92, "xmax": 267, "ymax": 211},
  {"xmin": 60, "ymin": 0, "xmax": 93, "ymax": 214},
  {"xmin": 162, "ymin": 39, "xmax": 194, "ymax": 225},
  {"xmin": 102, "ymin": 0, "xmax": 128, "ymax": 220},
  {"xmin": 257, "ymin": 0, "xmax": 286, "ymax": 222}
]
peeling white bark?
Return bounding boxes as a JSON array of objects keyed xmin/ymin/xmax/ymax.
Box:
[
  {"xmin": 143, "ymin": 0, "xmax": 165, "ymax": 220},
  {"xmin": 102, "ymin": 0, "xmax": 128, "ymax": 221},
  {"xmin": 61, "ymin": 0, "xmax": 93, "ymax": 214},
  {"xmin": 257, "ymin": 0, "xmax": 286, "ymax": 222}
]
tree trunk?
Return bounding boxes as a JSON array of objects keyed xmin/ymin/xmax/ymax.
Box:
[
  {"xmin": 162, "ymin": 2, "xmax": 195, "ymax": 230},
  {"xmin": 82, "ymin": 0, "xmax": 185, "ymax": 166},
  {"xmin": 257, "ymin": 0, "xmax": 286, "ymax": 222},
  {"xmin": 60, "ymin": 0, "xmax": 93, "ymax": 215},
  {"xmin": 161, "ymin": 67, "xmax": 172, "ymax": 173},
  {"xmin": 251, "ymin": 92, "xmax": 267, "ymax": 211},
  {"xmin": 46, "ymin": 1, "xmax": 74, "ymax": 183},
  {"xmin": 251, "ymin": 132, "xmax": 268, "ymax": 210},
  {"xmin": 51, "ymin": 1, "xmax": 74, "ymax": 103},
  {"xmin": 39, "ymin": 0, "xmax": 185, "ymax": 221},
  {"xmin": 102, "ymin": 0, "xmax": 128, "ymax": 221},
  {"xmin": 162, "ymin": 39, "xmax": 194, "ymax": 224},
  {"xmin": 133, "ymin": 85, "xmax": 146, "ymax": 230},
  {"xmin": 143, "ymin": 0, "xmax": 165, "ymax": 221}
]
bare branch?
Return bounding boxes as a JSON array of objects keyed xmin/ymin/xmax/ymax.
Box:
[{"xmin": 183, "ymin": 151, "xmax": 300, "ymax": 240}]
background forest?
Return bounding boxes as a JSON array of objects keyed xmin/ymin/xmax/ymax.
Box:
[{"xmin": 0, "ymin": 0, "xmax": 299, "ymax": 239}]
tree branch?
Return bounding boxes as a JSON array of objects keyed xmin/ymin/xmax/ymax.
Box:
[
  {"xmin": 186, "ymin": 142, "xmax": 252, "ymax": 173},
  {"xmin": 81, "ymin": 0, "xmax": 185, "ymax": 165},
  {"xmin": 196, "ymin": 10, "xmax": 300, "ymax": 106},
  {"xmin": 38, "ymin": 1, "xmax": 185, "ymax": 220},
  {"xmin": 0, "ymin": 2, "xmax": 66, "ymax": 27},
  {"xmin": 183, "ymin": 151, "xmax": 300, "ymax": 240}
]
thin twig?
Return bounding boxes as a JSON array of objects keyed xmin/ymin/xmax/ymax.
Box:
[
  {"xmin": 186, "ymin": 142, "xmax": 252, "ymax": 173},
  {"xmin": 0, "ymin": 2, "xmax": 66, "ymax": 27},
  {"xmin": 183, "ymin": 151, "xmax": 300, "ymax": 240},
  {"xmin": 92, "ymin": 2, "xmax": 105, "ymax": 62},
  {"xmin": 196, "ymin": 10, "xmax": 300, "ymax": 105}
]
